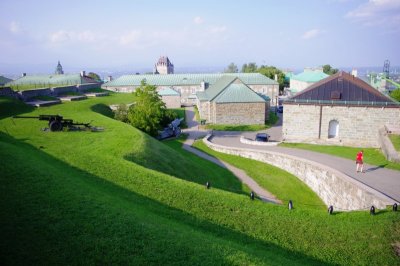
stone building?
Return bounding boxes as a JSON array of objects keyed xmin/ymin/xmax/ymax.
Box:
[
  {"xmin": 154, "ymin": 56, "xmax": 174, "ymax": 74},
  {"xmin": 158, "ymin": 87, "xmax": 181, "ymax": 109},
  {"xmin": 196, "ymin": 76, "xmax": 269, "ymax": 124},
  {"xmin": 288, "ymin": 68, "xmax": 329, "ymax": 95},
  {"xmin": 283, "ymin": 71, "xmax": 400, "ymax": 147},
  {"xmin": 55, "ymin": 61, "xmax": 64, "ymax": 75},
  {"xmin": 102, "ymin": 73, "xmax": 279, "ymax": 106}
]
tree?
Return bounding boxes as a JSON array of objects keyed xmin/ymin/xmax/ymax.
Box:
[
  {"xmin": 224, "ymin": 63, "xmax": 238, "ymax": 73},
  {"xmin": 87, "ymin": 72, "xmax": 101, "ymax": 82},
  {"xmin": 241, "ymin": 62, "xmax": 258, "ymax": 73},
  {"xmin": 257, "ymin": 65, "xmax": 287, "ymax": 93},
  {"xmin": 390, "ymin": 89, "xmax": 400, "ymax": 102},
  {"xmin": 128, "ymin": 81, "xmax": 167, "ymax": 136},
  {"xmin": 114, "ymin": 104, "xmax": 129, "ymax": 123},
  {"xmin": 322, "ymin": 64, "xmax": 338, "ymax": 75}
]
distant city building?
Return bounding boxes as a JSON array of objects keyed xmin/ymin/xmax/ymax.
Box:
[
  {"xmin": 154, "ymin": 56, "xmax": 174, "ymax": 74},
  {"xmin": 55, "ymin": 61, "xmax": 64, "ymax": 75},
  {"xmin": 283, "ymin": 71, "xmax": 400, "ymax": 147},
  {"xmin": 288, "ymin": 67, "xmax": 329, "ymax": 95}
]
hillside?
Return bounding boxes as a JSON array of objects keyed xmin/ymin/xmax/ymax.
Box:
[{"xmin": 1, "ymin": 95, "xmax": 399, "ymax": 265}]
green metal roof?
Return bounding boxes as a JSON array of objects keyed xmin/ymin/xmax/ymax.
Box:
[
  {"xmin": 291, "ymin": 71, "xmax": 329, "ymax": 83},
  {"xmin": 103, "ymin": 73, "xmax": 277, "ymax": 87},
  {"xmin": 202, "ymin": 75, "xmax": 237, "ymax": 101},
  {"xmin": 158, "ymin": 87, "xmax": 180, "ymax": 96},
  {"xmin": 214, "ymin": 83, "xmax": 266, "ymax": 103},
  {"xmin": 7, "ymin": 74, "xmax": 97, "ymax": 86},
  {"xmin": 0, "ymin": 76, "xmax": 12, "ymax": 85}
]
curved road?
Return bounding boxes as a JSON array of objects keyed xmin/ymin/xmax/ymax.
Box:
[{"xmin": 184, "ymin": 108, "xmax": 400, "ymax": 203}]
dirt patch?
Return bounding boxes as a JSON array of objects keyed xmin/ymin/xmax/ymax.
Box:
[{"xmin": 393, "ymin": 242, "xmax": 400, "ymax": 257}]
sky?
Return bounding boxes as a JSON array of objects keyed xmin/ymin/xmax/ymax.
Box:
[{"xmin": 0, "ymin": 0, "xmax": 399, "ymax": 75}]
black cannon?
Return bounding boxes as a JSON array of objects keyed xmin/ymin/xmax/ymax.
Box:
[
  {"xmin": 13, "ymin": 114, "xmax": 99, "ymax": 132},
  {"xmin": 158, "ymin": 118, "xmax": 183, "ymax": 140}
]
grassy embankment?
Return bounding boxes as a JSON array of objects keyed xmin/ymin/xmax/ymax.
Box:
[
  {"xmin": 1, "ymin": 95, "xmax": 399, "ymax": 265},
  {"xmin": 389, "ymin": 134, "xmax": 400, "ymax": 152},
  {"xmin": 280, "ymin": 143, "xmax": 400, "ymax": 171}
]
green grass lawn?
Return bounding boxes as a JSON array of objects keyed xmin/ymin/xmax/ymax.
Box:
[
  {"xmin": 1, "ymin": 95, "xmax": 400, "ymax": 265},
  {"xmin": 192, "ymin": 140, "xmax": 325, "ymax": 210},
  {"xmin": 389, "ymin": 134, "xmax": 400, "ymax": 152},
  {"xmin": 280, "ymin": 142, "xmax": 400, "ymax": 171}
]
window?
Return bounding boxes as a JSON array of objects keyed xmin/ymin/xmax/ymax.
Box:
[{"xmin": 328, "ymin": 120, "xmax": 339, "ymax": 138}]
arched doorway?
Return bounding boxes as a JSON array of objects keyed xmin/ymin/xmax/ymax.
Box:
[{"xmin": 328, "ymin": 120, "xmax": 339, "ymax": 138}]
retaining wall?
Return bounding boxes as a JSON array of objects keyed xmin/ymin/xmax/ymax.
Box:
[
  {"xmin": 0, "ymin": 87, "xmax": 19, "ymax": 99},
  {"xmin": 204, "ymin": 135, "xmax": 394, "ymax": 211},
  {"xmin": 378, "ymin": 127, "xmax": 400, "ymax": 163}
]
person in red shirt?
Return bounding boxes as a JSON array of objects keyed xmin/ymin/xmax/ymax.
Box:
[{"xmin": 356, "ymin": 150, "xmax": 364, "ymax": 173}]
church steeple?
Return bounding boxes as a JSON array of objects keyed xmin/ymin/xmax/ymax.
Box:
[{"xmin": 55, "ymin": 60, "xmax": 64, "ymax": 75}]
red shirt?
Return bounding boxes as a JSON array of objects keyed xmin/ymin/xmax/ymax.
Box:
[{"xmin": 356, "ymin": 152, "xmax": 363, "ymax": 161}]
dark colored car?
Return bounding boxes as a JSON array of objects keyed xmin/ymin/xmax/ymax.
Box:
[
  {"xmin": 277, "ymin": 105, "xmax": 283, "ymax": 113},
  {"xmin": 255, "ymin": 133, "xmax": 269, "ymax": 142}
]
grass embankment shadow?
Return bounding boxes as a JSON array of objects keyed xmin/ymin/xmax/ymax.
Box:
[
  {"xmin": 90, "ymin": 103, "xmax": 114, "ymax": 118},
  {"xmin": 0, "ymin": 132, "xmax": 329, "ymax": 265},
  {"xmin": 0, "ymin": 96, "xmax": 35, "ymax": 119},
  {"xmin": 124, "ymin": 134, "xmax": 248, "ymax": 196}
]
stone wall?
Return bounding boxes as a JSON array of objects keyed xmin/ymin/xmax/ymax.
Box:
[
  {"xmin": 213, "ymin": 102, "xmax": 266, "ymax": 124},
  {"xmin": 162, "ymin": 95, "xmax": 181, "ymax": 109},
  {"xmin": 203, "ymin": 135, "xmax": 394, "ymax": 210},
  {"xmin": 0, "ymin": 87, "xmax": 19, "ymax": 99},
  {"xmin": 249, "ymin": 84, "xmax": 279, "ymax": 104},
  {"xmin": 289, "ymin": 79, "xmax": 313, "ymax": 93},
  {"xmin": 283, "ymin": 104, "xmax": 400, "ymax": 147},
  {"xmin": 378, "ymin": 127, "xmax": 400, "ymax": 163},
  {"xmin": 18, "ymin": 88, "xmax": 52, "ymax": 101}
]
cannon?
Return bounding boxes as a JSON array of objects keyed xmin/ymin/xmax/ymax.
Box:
[
  {"xmin": 158, "ymin": 118, "xmax": 183, "ymax": 140},
  {"xmin": 13, "ymin": 114, "xmax": 102, "ymax": 132}
]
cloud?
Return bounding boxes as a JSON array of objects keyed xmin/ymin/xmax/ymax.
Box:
[
  {"xmin": 49, "ymin": 30, "xmax": 104, "ymax": 44},
  {"xmin": 346, "ymin": 0, "xmax": 400, "ymax": 28},
  {"xmin": 209, "ymin": 25, "xmax": 227, "ymax": 34},
  {"xmin": 301, "ymin": 29, "xmax": 322, "ymax": 40},
  {"xmin": 119, "ymin": 30, "xmax": 142, "ymax": 46},
  {"xmin": 193, "ymin": 16, "xmax": 204, "ymax": 24},
  {"xmin": 9, "ymin": 21, "xmax": 22, "ymax": 34}
]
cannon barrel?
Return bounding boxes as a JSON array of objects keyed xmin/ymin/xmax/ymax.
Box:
[
  {"xmin": 13, "ymin": 115, "xmax": 41, "ymax": 119},
  {"xmin": 13, "ymin": 115, "xmax": 63, "ymax": 121}
]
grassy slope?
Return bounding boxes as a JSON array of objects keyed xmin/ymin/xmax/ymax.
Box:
[
  {"xmin": 389, "ymin": 134, "xmax": 400, "ymax": 151},
  {"xmin": 280, "ymin": 143, "xmax": 400, "ymax": 171},
  {"xmin": 192, "ymin": 140, "xmax": 325, "ymax": 210},
  {"xmin": 1, "ymin": 96, "xmax": 400, "ymax": 265}
]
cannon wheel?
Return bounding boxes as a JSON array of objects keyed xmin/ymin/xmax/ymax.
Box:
[{"xmin": 49, "ymin": 120, "xmax": 63, "ymax": 132}]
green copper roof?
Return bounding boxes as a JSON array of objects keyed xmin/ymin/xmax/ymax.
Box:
[
  {"xmin": 158, "ymin": 87, "xmax": 180, "ymax": 96},
  {"xmin": 7, "ymin": 74, "xmax": 97, "ymax": 86},
  {"xmin": 214, "ymin": 83, "xmax": 266, "ymax": 103},
  {"xmin": 198, "ymin": 76, "xmax": 266, "ymax": 103},
  {"xmin": 0, "ymin": 76, "xmax": 12, "ymax": 85},
  {"xmin": 103, "ymin": 73, "xmax": 277, "ymax": 87},
  {"xmin": 291, "ymin": 71, "xmax": 329, "ymax": 83}
]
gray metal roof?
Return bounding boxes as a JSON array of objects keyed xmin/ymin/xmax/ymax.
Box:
[
  {"xmin": 103, "ymin": 73, "xmax": 277, "ymax": 87},
  {"xmin": 8, "ymin": 74, "xmax": 99, "ymax": 86}
]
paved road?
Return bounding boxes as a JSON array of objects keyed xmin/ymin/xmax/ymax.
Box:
[
  {"xmin": 182, "ymin": 107, "xmax": 400, "ymax": 203},
  {"xmin": 182, "ymin": 107, "xmax": 281, "ymax": 203}
]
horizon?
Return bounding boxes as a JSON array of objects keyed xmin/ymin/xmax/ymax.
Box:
[{"xmin": 1, "ymin": 0, "xmax": 399, "ymax": 77}]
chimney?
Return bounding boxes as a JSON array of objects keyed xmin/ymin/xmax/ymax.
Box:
[
  {"xmin": 351, "ymin": 69, "xmax": 358, "ymax": 78},
  {"xmin": 107, "ymin": 76, "xmax": 113, "ymax": 82},
  {"xmin": 274, "ymin": 74, "xmax": 278, "ymax": 81},
  {"xmin": 22, "ymin": 73, "xmax": 26, "ymax": 77},
  {"xmin": 80, "ymin": 71, "xmax": 86, "ymax": 77}
]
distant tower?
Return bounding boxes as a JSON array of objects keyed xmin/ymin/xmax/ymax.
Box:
[
  {"xmin": 383, "ymin": 60, "xmax": 390, "ymax": 79},
  {"xmin": 55, "ymin": 60, "xmax": 64, "ymax": 75},
  {"xmin": 154, "ymin": 56, "xmax": 174, "ymax": 75}
]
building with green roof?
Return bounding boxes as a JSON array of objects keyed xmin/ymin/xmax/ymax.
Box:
[
  {"xmin": 158, "ymin": 87, "xmax": 181, "ymax": 108},
  {"xmin": 197, "ymin": 76, "xmax": 269, "ymax": 124},
  {"xmin": 102, "ymin": 72, "xmax": 279, "ymax": 107},
  {"xmin": 288, "ymin": 68, "xmax": 329, "ymax": 95},
  {"xmin": 0, "ymin": 76, "xmax": 12, "ymax": 86}
]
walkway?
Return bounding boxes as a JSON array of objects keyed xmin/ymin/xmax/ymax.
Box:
[{"xmin": 182, "ymin": 107, "xmax": 281, "ymax": 204}]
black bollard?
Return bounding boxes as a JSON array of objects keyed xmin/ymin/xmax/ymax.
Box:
[
  {"xmin": 328, "ymin": 205, "xmax": 333, "ymax": 215},
  {"xmin": 288, "ymin": 200, "xmax": 293, "ymax": 210},
  {"xmin": 393, "ymin": 203, "xmax": 398, "ymax": 212},
  {"xmin": 370, "ymin": 205, "xmax": 375, "ymax": 215},
  {"xmin": 250, "ymin": 191, "xmax": 255, "ymax": 200},
  {"xmin": 206, "ymin": 181, "xmax": 210, "ymax": 189}
]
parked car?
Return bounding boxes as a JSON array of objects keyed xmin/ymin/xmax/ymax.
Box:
[
  {"xmin": 277, "ymin": 105, "xmax": 283, "ymax": 113},
  {"xmin": 255, "ymin": 133, "xmax": 269, "ymax": 142}
]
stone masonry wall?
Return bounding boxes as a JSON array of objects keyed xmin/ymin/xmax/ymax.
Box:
[
  {"xmin": 162, "ymin": 95, "xmax": 181, "ymax": 109},
  {"xmin": 203, "ymin": 135, "xmax": 394, "ymax": 210},
  {"xmin": 0, "ymin": 87, "xmax": 19, "ymax": 99},
  {"xmin": 283, "ymin": 104, "xmax": 400, "ymax": 147},
  {"xmin": 213, "ymin": 102, "xmax": 266, "ymax": 124}
]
